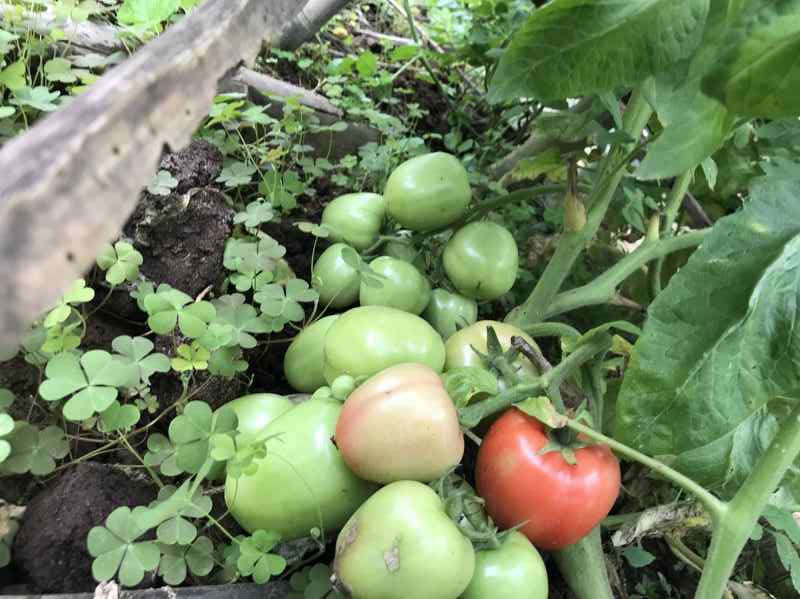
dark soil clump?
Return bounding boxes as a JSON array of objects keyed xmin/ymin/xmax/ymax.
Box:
[{"xmin": 12, "ymin": 462, "xmax": 157, "ymax": 593}]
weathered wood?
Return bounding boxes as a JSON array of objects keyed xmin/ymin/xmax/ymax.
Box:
[
  {"xmin": 231, "ymin": 68, "xmax": 343, "ymax": 117},
  {"xmin": 0, "ymin": 0, "xmax": 302, "ymax": 352},
  {"xmin": 0, "ymin": 3, "xmax": 124, "ymax": 53},
  {"xmin": 277, "ymin": 0, "xmax": 353, "ymax": 50}
]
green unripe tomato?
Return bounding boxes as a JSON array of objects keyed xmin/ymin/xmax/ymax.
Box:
[
  {"xmin": 383, "ymin": 240, "xmax": 426, "ymax": 271},
  {"xmin": 208, "ymin": 393, "xmax": 294, "ymax": 480},
  {"xmin": 312, "ymin": 243, "xmax": 361, "ymax": 308},
  {"xmin": 423, "ymin": 288, "xmax": 478, "ymax": 339},
  {"xmin": 445, "ymin": 320, "xmax": 539, "ymax": 384},
  {"xmin": 331, "ymin": 374, "xmax": 356, "ymax": 401},
  {"xmin": 333, "ymin": 481, "xmax": 475, "ymax": 599},
  {"xmin": 384, "ymin": 152, "xmax": 471, "ymax": 230},
  {"xmin": 224, "ymin": 399, "xmax": 377, "ymax": 540},
  {"xmin": 462, "ymin": 531, "xmax": 548, "ymax": 599},
  {"xmin": 359, "ymin": 256, "xmax": 431, "ymax": 315},
  {"xmin": 321, "ymin": 193, "xmax": 386, "ymax": 250},
  {"xmin": 322, "ymin": 306, "xmax": 446, "ymax": 384},
  {"xmin": 283, "ymin": 315, "xmax": 340, "ymax": 393},
  {"xmin": 443, "ymin": 221, "xmax": 519, "ymax": 300}
]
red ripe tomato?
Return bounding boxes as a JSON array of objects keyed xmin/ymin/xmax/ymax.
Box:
[{"xmin": 475, "ymin": 408, "xmax": 620, "ymax": 551}]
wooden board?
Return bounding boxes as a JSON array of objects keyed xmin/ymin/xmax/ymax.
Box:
[{"xmin": 0, "ymin": 0, "xmax": 302, "ymax": 351}]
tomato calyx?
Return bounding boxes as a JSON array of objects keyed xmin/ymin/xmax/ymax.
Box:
[{"xmin": 469, "ymin": 326, "xmax": 539, "ymax": 388}]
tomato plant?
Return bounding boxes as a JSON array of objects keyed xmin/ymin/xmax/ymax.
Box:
[
  {"xmin": 225, "ymin": 399, "xmax": 377, "ymax": 540},
  {"xmin": 335, "ymin": 363, "xmax": 463, "ymax": 483},
  {"xmin": 312, "ymin": 243, "xmax": 361, "ymax": 309},
  {"xmin": 462, "ymin": 531, "xmax": 548, "ymax": 599},
  {"xmin": 322, "ymin": 306, "xmax": 446, "ymax": 383},
  {"xmin": 359, "ymin": 256, "xmax": 431, "ymax": 314},
  {"xmin": 333, "ymin": 481, "xmax": 475, "ymax": 599},
  {"xmin": 384, "ymin": 152, "xmax": 472, "ymax": 230},
  {"xmin": 283, "ymin": 315, "xmax": 339, "ymax": 393},
  {"xmin": 443, "ymin": 221, "xmax": 519, "ymax": 300},
  {"xmin": 321, "ymin": 192, "xmax": 385, "ymax": 250},
  {"xmin": 475, "ymin": 408, "xmax": 620, "ymax": 550}
]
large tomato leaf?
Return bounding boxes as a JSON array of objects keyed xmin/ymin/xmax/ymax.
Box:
[
  {"xmin": 702, "ymin": 0, "xmax": 800, "ymax": 119},
  {"xmin": 637, "ymin": 0, "xmax": 734, "ymax": 180},
  {"xmin": 616, "ymin": 174, "xmax": 800, "ymax": 499},
  {"xmin": 488, "ymin": 0, "xmax": 709, "ymax": 103}
]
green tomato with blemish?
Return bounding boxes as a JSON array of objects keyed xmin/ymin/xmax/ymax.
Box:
[
  {"xmin": 322, "ymin": 306, "xmax": 446, "ymax": 384},
  {"xmin": 322, "ymin": 193, "xmax": 386, "ymax": 250},
  {"xmin": 423, "ymin": 288, "xmax": 478, "ymax": 339},
  {"xmin": 283, "ymin": 315, "xmax": 340, "ymax": 393},
  {"xmin": 384, "ymin": 152, "xmax": 472, "ymax": 230},
  {"xmin": 359, "ymin": 256, "xmax": 431, "ymax": 315},
  {"xmin": 332, "ymin": 481, "xmax": 475, "ymax": 599},
  {"xmin": 443, "ymin": 221, "xmax": 519, "ymax": 300},
  {"xmin": 312, "ymin": 243, "xmax": 361, "ymax": 308}
]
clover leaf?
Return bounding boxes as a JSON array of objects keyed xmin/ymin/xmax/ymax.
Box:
[
  {"xmin": 88, "ymin": 506, "xmax": 161, "ymax": 587},
  {"xmin": 97, "ymin": 242, "xmax": 144, "ymax": 285},
  {"xmin": 0, "ymin": 388, "xmax": 14, "ymax": 411},
  {"xmin": 1, "ymin": 424, "xmax": 69, "ymax": 475},
  {"xmin": 237, "ymin": 530, "xmax": 286, "ymax": 584},
  {"xmin": 223, "ymin": 236, "xmax": 285, "ymax": 292},
  {"xmin": 216, "ymin": 433, "xmax": 267, "ymax": 479},
  {"xmin": 43, "ymin": 57, "xmax": 77, "ymax": 83},
  {"xmin": 144, "ymin": 288, "xmax": 216, "ymax": 338},
  {"xmin": 212, "ymin": 294, "xmax": 270, "ymax": 349},
  {"xmin": 112, "ymin": 335, "xmax": 171, "ymax": 386},
  {"xmin": 217, "ymin": 162, "xmax": 258, "ymax": 188},
  {"xmin": 147, "ymin": 169, "xmax": 179, "ymax": 196},
  {"xmin": 11, "ymin": 86, "xmax": 60, "ymax": 112},
  {"xmin": 296, "ymin": 222, "xmax": 330, "ymax": 238},
  {"xmin": 0, "ymin": 413, "xmax": 13, "ymax": 464},
  {"xmin": 288, "ymin": 563, "xmax": 346, "ymax": 599},
  {"xmin": 171, "ymin": 342, "xmax": 210, "ymax": 373},
  {"xmin": 39, "ymin": 351, "xmax": 137, "ymax": 421},
  {"xmin": 197, "ymin": 322, "xmax": 236, "ymax": 352},
  {"xmin": 143, "ymin": 433, "xmax": 180, "ymax": 477},
  {"xmin": 151, "ymin": 483, "xmax": 211, "ymax": 546},
  {"xmin": 159, "ymin": 536, "xmax": 214, "ymax": 584},
  {"xmin": 255, "ymin": 279, "xmax": 318, "ymax": 322},
  {"xmin": 44, "ymin": 278, "xmax": 95, "ymax": 328},
  {"xmin": 208, "ymin": 346, "xmax": 248, "ymax": 378},
  {"xmin": 234, "ymin": 200, "xmax": 275, "ymax": 229},
  {"xmin": 99, "ymin": 401, "xmax": 141, "ymax": 433},
  {"xmin": 41, "ymin": 318, "xmax": 83, "ymax": 355},
  {"xmin": 167, "ymin": 401, "xmax": 236, "ymax": 474}
]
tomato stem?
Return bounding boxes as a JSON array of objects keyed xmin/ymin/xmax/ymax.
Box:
[
  {"xmin": 552, "ymin": 527, "xmax": 615, "ymax": 599},
  {"xmin": 650, "ymin": 168, "xmax": 695, "ymax": 297},
  {"xmin": 544, "ymin": 228, "xmax": 708, "ymax": 319},
  {"xmin": 562, "ymin": 418, "xmax": 725, "ymax": 519},
  {"xmin": 693, "ymin": 399, "xmax": 800, "ymax": 599},
  {"xmin": 507, "ymin": 79, "xmax": 656, "ymax": 327}
]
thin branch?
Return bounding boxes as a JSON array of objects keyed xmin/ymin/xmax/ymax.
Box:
[
  {"xmin": 276, "ymin": 0, "xmax": 352, "ymax": 51},
  {"xmin": 230, "ymin": 68, "xmax": 343, "ymax": 117}
]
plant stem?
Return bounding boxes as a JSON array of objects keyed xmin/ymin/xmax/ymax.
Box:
[
  {"xmin": 563, "ymin": 418, "xmax": 724, "ymax": 519},
  {"xmin": 508, "ymin": 79, "xmax": 656, "ymax": 327},
  {"xmin": 523, "ymin": 321, "xmax": 581, "ymax": 340},
  {"xmin": 694, "ymin": 400, "xmax": 800, "ymax": 599},
  {"xmin": 651, "ymin": 169, "xmax": 694, "ymax": 297},
  {"xmin": 552, "ymin": 527, "xmax": 615, "ymax": 599},
  {"xmin": 545, "ymin": 229, "xmax": 708, "ymax": 318}
]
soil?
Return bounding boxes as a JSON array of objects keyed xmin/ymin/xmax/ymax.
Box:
[{"xmin": 11, "ymin": 462, "xmax": 158, "ymax": 594}]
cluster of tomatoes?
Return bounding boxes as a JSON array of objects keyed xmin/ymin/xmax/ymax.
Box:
[{"xmin": 219, "ymin": 153, "xmax": 620, "ymax": 598}]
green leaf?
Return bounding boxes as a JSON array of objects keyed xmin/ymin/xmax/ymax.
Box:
[
  {"xmin": 254, "ymin": 280, "xmax": 316, "ymax": 323},
  {"xmin": 99, "ymin": 401, "xmax": 141, "ymax": 432},
  {"xmin": 88, "ymin": 506, "xmax": 160, "ymax": 587},
  {"xmin": 118, "ymin": 0, "xmax": 180, "ymax": 30},
  {"xmin": 147, "ymin": 169, "xmax": 178, "ymax": 196},
  {"xmin": 216, "ymin": 162, "xmax": 257, "ymax": 188},
  {"xmin": 356, "ymin": 51, "xmax": 378, "ymax": 77},
  {"xmin": 167, "ymin": 401, "xmax": 235, "ymax": 474},
  {"xmin": 616, "ymin": 176, "xmax": 800, "ymax": 498},
  {"xmin": 488, "ymin": 0, "xmax": 709, "ymax": 102},
  {"xmin": 11, "ymin": 86, "xmax": 60, "ymax": 112},
  {"xmin": 234, "ymin": 200, "xmax": 275, "ymax": 229},
  {"xmin": 702, "ymin": 0, "xmax": 800, "ymax": 119},
  {"xmin": 0, "ymin": 388, "xmax": 14, "ymax": 410},
  {"xmin": 0, "ymin": 61, "xmax": 25, "ymax": 91},
  {"xmin": 112, "ymin": 335, "xmax": 170, "ymax": 386},
  {"xmin": 443, "ymin": 367, "xmax": 498, "ymax": 408},
  {"xmin": 171, "ymin": 342, "xmax": 210, "ymax": 372},
  {"xmin": 97, "ymin": 241, "xmax": 143, "ymax": 285},
  {"xmin": 145, "ymin": 289, "xmax": 215, "ymax": 338},
  {"xmin": 43, "ymin": 58, "xmax": 76, "ymax": 83},
  {"xmin": 1, "ymin": 425, "xmax": 68, "ymax": 475},
  {"xmin": 623, "ymin": 545, "xmax": 656, "ymax": 568},
  {"xmin": 212, "ymin": 294, "xmax": 270, "ymax": 349},
  {"xmin": 237, "ymin": 530, "xmax": 286, "ymax": 584},
  {"xmin": 637, "ymin": 2, "xmax": 735, "ymax": 180},
  {"xmin": 143, "ymin": 433, "xmax": 181, "ymax": 477}
]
